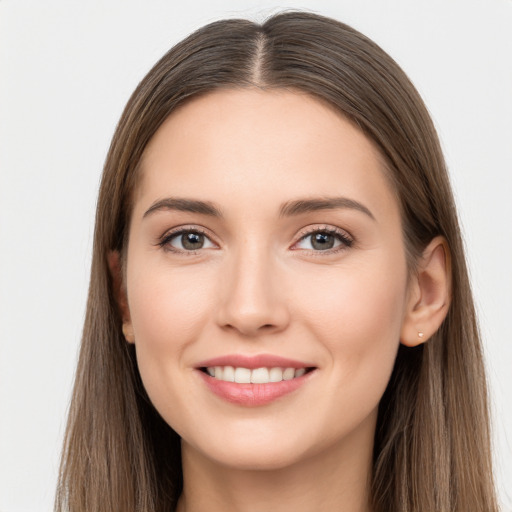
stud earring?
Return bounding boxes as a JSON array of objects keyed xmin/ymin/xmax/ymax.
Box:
[{"xmin": 418, "ymin": 331, "xmax": 424, "ymax": 339}]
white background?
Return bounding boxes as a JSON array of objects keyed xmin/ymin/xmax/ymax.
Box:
[{"xmin": 0, "ymin": 1, "xmax": 511, "ymax": 510}]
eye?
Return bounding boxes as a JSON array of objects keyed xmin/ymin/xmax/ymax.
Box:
[
  {"xmin": 294, "ymin": 228, "xmax": 353, "ymax": 252},
  {"xmin": 160, "ymin": 229, "xmax": 216, "ymax": 252}
]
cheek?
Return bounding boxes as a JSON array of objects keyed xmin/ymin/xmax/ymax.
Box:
[
  {"xmin": 296, "ymin": 257, "xmax": 407, "ymax": 404},
  {"xmin": 128, "ymin": 263, "xmax": 214, "ymax": 346},
  {"xmin": 300, "ymin": 256, "xmax": 406, "ymax": 337},
  {"xmin": 126, "ymin": 262, "xmax": 216, "ymax": 402}
]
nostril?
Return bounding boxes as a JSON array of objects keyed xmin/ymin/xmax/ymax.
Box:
[{"xmin": 220, "ymin": 320, "xmax": 283, "ymax": 337}]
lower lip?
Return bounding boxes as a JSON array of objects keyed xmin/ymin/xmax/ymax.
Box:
[{"xmin": 197, "ymin": 370, "xmax": 314, "ymax": 406}]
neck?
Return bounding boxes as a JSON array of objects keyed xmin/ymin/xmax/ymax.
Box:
[{"xmin": 176, "ymin": 412, "xmax": 375, "ymax": 512}]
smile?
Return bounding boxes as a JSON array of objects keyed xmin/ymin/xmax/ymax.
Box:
[
  {"xmin": 204, "ymin": 366, "xmax": 308, "ymax": 383},
  {"xmin": 195, "ymin": 354, "xmax": 317, "ymax": 406}
]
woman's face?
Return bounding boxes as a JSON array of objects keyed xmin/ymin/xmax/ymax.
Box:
[{"xmin": 123, "ymin": 89, "xmax": 412, "ymax": 470}]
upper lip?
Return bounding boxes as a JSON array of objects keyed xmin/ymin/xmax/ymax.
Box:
[{"xmin": 195, "ymin": 354, "xmax": 315, "ymax": 370}]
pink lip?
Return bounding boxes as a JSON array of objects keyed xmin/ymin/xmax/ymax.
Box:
[
  {"xmin": 195, "ymin": 353, "xmax": 314, "ymax": 369},
  {"xmin": 194, "ymin": 353, "xmax": 317, "ymax": 407},
  {"xmin": 197, "ymin": 370, "xmax": 314, "ymax": 407}
]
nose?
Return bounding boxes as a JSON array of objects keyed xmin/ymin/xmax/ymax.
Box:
[{"xmin": 215, "ymin": 243, "xmax": 290, "ymax": 337}]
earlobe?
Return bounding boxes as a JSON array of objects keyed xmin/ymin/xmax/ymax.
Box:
[
  {"xmin": 400, "ymin": 236, "xmax": 452, "ymax": 347},
  {"xmin": 107, "ymin": 251, "xmax": 135, "ymax": 343},
  {"xmin": 122, "ymin": 322, "xmax": 135, "ymax": 344}
]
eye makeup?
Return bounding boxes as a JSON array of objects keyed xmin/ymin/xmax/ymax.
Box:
[{"xmin": 155, "ymin": 222, "xmax": 354, "ymax": 257}]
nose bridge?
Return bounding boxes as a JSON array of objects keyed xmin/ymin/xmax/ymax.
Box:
[{"xmin": 216, "ymin": 238, "xmax": 289, "ymax": 336}]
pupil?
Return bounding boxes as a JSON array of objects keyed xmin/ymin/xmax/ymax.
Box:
[
  {"xmin": 182, "ymin": 232, "xmax": 204, "ymax": 250},
  {"xmin": 312, "ymin": 232, "xmax": 334, "ymax": 250}
]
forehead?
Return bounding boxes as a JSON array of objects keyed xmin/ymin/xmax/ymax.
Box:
[{"xmin": 135, "ymin": 88, "xmax": 397, "ymax": 219}]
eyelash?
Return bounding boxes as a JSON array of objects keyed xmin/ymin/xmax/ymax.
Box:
[
  {"xmin": 157, "ymin": 225, "xmax": 354, "ymax": 256},
  {"xmin": 293, "ymin": 226, "xmax": 354, "ymax": 255},
  {"xmin": 157, "ymin": 226, "xmax": 213, "ymax": 255}
]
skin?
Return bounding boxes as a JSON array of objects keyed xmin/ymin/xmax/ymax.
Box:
[{"xmin": 116, "ymin": 89, "xmax": 451, "ymax": 512}]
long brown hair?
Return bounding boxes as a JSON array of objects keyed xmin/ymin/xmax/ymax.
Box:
[{"xmin": 55, "ymin": 11, "xmax": 498, "ymax": 511}]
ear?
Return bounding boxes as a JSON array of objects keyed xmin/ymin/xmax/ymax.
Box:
[
  {"xmin": 400, "ymin": 236, "xmax": 452, "ymax": 347},
  {"xmin": 107, "ymin": 250, "xmax": 135, "ymax": 343}
]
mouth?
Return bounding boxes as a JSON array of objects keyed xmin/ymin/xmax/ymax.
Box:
[
  {"xmin": 195, "ymin": 354, "xmax": 317, "ymax": 406},
  {"xmin": 200, "ymin": 365, "xmax": 314, "ymax": 383}
]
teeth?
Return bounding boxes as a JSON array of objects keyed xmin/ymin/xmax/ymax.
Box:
[
  {"xmin": 283, "ymin": 368, "xmax": 295, "ymax": 380},
  {"xmin": 234, "ymin": 367, "xmax": 251, "ymax": 383},
  {"xmin": 295, "ymin": 368, "xmax": 306, "ymax": 378},
  {"xmin": 205, "ymin": 366, "xmax": 308, "ymax": 384},
  {"xmin": 223, "ymin": 365, "xmax": 235, "ymax": 382},
  {"xmin": 269, "ymin": 367, "xmax": 283, "ymax": 382},
  {"xmin": 251, "ymin": 367, "xmax": 269, "ymax": 383}
]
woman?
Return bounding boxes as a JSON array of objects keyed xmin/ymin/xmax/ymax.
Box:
[{"xmin": 55, "ymin": 11, "xmax": 499, "ymax": 512}]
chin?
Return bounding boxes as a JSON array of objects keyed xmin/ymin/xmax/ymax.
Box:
[
  {"xmin": 198, "ymin": 441, "xmax": 309, "ymax": 472},
  {"xmin": 179, "ymin": 422, "xmax": 314, "ymax": 472}
]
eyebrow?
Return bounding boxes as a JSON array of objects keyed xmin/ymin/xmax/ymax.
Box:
[
  {"xmin": 143, "ymin": 196, "xmax": 375, "ymax": 221},
  {"xmin": 279, "ymin": 197, "xmax": 375, "ymax": 220},
  {"xmin": 143, "ymin": 198, "xmax": 224, "ymax": 219}
]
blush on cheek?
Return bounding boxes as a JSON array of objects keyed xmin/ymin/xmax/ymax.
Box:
[
  {"xmin": 127, "ymin": 266, "xmax": 215, "ymax": 420},
  {"xmin": 298, "ymin": 266, "xmax": 404, "ymax": 394},
  {"xmin": 130, "ymin": 262, "xmax": 211, "ymax": 339}
]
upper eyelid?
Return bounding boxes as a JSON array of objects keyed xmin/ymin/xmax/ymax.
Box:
[
  {"xmin": 157, "ymin": 224, "xmax": 353, "ymax": 249},
  {"xmin": 157, "ymin": 225, "xmax": 218, "ymax": 251},
  {"xmin": 290, "ymin": 225, "xmax": 354, "ymax": 254},
  {"xmin": 295, "ymin": 224, "xmax": 353, "ymax": 241},
  {"xmin": 160, "ymin": 225, "xmax": 214, "ymax": 240}
]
